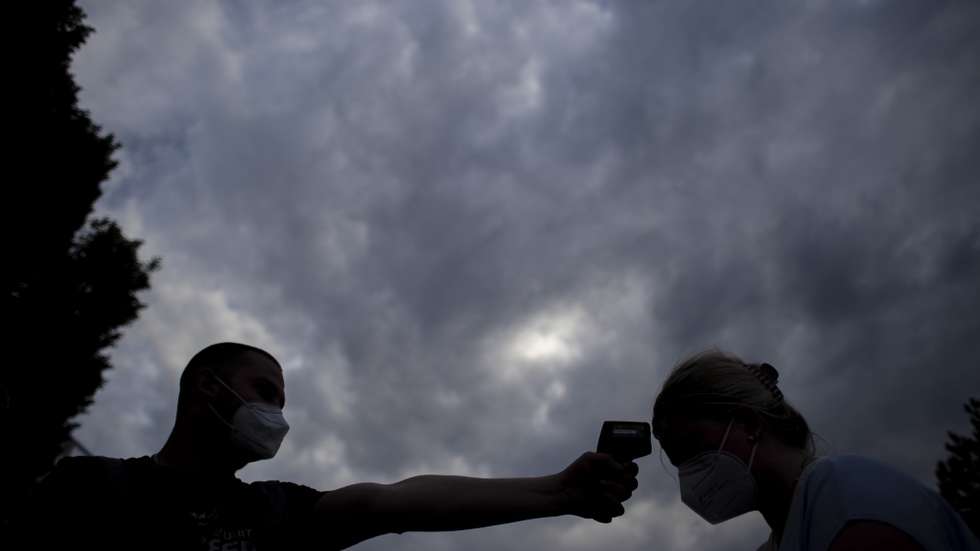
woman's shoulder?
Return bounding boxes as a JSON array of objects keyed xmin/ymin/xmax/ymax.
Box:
[
  {"xmin": 811, "ymin": 453, "xmax": 900, "ymax": 473},
  {"xmin": 800, "ymin": 454, "xmax": 947, "ymax": 528},
  {"xmin": 796, "ymin": 455, "xmax": 979, "ymax": 551},
  {"xmin": 805, "ymin": 454, "xmax": 924, "ymax": 494}
]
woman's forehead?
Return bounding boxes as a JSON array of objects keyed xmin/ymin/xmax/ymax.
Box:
[
  {"xmin": 658, "ymin": 413, "xmax": 713, "ymax": 434},
  {"xmin": 656, "ymin": 416, "xmax": 727, "ymax": 461}
]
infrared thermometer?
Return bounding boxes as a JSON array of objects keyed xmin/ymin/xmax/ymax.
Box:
[{"xmin": 596, "ymin": 420, "xmax": 652, "ymax": 461}]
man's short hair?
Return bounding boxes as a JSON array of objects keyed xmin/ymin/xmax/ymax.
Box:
[{"xmin": 177, "ymin": 342, "xmax": 281, "ymax": 409}]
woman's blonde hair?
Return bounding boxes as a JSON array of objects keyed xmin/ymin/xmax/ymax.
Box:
[{"xmin": 652, "ymin": 349, "xmax": 814, "ymax": 453}]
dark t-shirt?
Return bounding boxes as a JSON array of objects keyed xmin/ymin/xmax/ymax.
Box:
[{"xmin": 22, "ymin": 455, "xmax": 323, "ymax": 550}]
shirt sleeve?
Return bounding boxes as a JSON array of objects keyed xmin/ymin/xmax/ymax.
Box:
[{"xmin": 250, "ymin": 479, "xmax": 325, "ymax": 545}]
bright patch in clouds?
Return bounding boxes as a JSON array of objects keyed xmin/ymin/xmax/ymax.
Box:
[{"xmin": 501, "ymin": 305, "xmax": 588, "ymax": 369}]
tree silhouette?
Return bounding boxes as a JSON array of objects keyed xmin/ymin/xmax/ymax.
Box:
[
  {"xmin": 936, "ymin": 397, "xmax": 980, "ymax": 537},
  {"xmin": 1, "ymin": 1, "xmax": 160, "ymax": 529}
]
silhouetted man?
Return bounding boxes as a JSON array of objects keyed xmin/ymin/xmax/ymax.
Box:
[{"xmin": 23, "ymin": 342, "xmax": 638, "ymax": 549}]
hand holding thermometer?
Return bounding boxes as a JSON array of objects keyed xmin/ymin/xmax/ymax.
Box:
[{"xmin": 596, "ymin": 421, "xmax": 652, "ymax": 462}]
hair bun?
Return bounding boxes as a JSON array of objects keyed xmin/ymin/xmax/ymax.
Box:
[{"xmin": 758, "ymin": 362, "xmax": 779, "ymax": 383}]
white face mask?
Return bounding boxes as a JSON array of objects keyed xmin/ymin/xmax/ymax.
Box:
[
  {"xmin": 678, "ymin": 418, "xmax": 758, "ymax": 524},
  {"xmin": 208, "ymin": 373, "xmax": 290, "ymax": 461}
]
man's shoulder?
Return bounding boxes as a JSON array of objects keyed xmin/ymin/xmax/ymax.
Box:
[
  {"xmin": 41, "ymin": 455, "xmax": 153, "ymax": 488},
  {"xmin": 28, "ymin": 456, "xmax": 152, "ymax": 523},
  {"xmin": 248, "ymin": 479, "xmax": 324, "ymax": 517},
  {"xmin": 51, "ymin": 454, "xmax": 151, "ymax": 472}
]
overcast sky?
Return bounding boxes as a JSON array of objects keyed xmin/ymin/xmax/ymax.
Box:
[{"xmin": 70, "ymin": 1, "xmax": 979, "ymax": 550}]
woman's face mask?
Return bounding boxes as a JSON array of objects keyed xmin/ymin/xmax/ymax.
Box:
[
  {"xmin": 207, "ymin": 371, "xmax": 290, "ymax": 461},
  {"xmin": 677, "ymin": 418, "xmax": 758, "ymax": 524}
]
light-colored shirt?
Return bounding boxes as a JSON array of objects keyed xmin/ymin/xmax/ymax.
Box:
[{"xmin": 758, "ymin": 454, "xmax": 978, "ymax": 551}]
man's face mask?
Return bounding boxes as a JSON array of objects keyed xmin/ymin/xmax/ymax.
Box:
[
  {"xmin": 677, "ymin": 418, "xmax": 758, "ymax": 524},
  {"xmin": 207, "ymin": 371, "xmax": 289, "ymax": 461}
]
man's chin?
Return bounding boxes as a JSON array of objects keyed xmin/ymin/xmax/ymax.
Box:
[{"xmin": 230, "ymin": 452, "xmax": 271, "ymax": 471}]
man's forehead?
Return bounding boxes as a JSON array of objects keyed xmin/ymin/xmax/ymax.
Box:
[{"xmin": 231, "ymin": 351, "xmax": 284, "ymax": 382}]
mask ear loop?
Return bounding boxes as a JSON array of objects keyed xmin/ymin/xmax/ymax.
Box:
[
  {"xmin": 718, "ymin": 418, "xmax": 735, "ymax": 452},
  {"xmin": 207, "ymin": 370, "xmax": 249, "ymax": 404},
  {"xmin": 747, "ymin": 435, "xmax": 759, "ymax": 471},
  {"xmin": 722, "ymin": 417, "xmax": 760, "ymax": 471},
  {"xmin": 207, "ymin": 402, "xmax": 238, "ymax": 431},
  {"xmin": 698, "ymin": 418, "xmax": 737, "ymax": 480},
  {"xmin": 204, "ymin": 369, "xmax": 246, "ymax": 433}
]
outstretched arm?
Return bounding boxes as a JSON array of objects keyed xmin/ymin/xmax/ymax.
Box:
[{"xmin": 312, "ymin": 452, "xmax": 638, "ymax": 550}]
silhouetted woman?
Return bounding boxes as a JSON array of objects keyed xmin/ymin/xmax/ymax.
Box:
[{"xmin": 651, "ymin": 349, "xmax": 978, "ymax": 551}]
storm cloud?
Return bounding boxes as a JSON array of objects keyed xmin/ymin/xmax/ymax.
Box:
[{"xmin": 71, "ymin": 1, "xmax": 980, "ymax": 550}]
